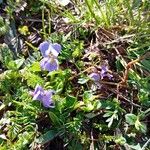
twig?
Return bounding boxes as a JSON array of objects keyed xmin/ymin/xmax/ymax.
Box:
[
  {"xmin": 130, "ymin": 90, "xmax": 134, "ymax": 113},
  {"xmin": 118, "ymin": 94, "xmax": 141, "ymax": 108},
  {"xmin": 121, "ymin": 51, "xmax": 150, "ymax": 84},
  {"xmin": 108, "ymin": 88, "xmax": 141, "ymax": 108},
  {"xmin": 68, "ymin": 66, "xmax": 95, "ymax": 80},
  {"xmin": 2, "ymin": 15, "xmax": 43, "ymax": 23},
  {"xmin": 104, "ymin": 33, "xmax": 150, "ymax": 45},
  {"xmin": 104, "ymin": 34, "xmax": 136, "ymax": 45},
  {"xmin": 117, "ymin": 51, "xmax": 150, "ymax": 101},
  {"xmin": 99, "ymin": 81, "xmax": 127, "ymax": 87},
  {"xmin": 141, "ymin": 138, "xmax": 150, "ymax": 150},
  {"xmin": 90, "ymin": 129, "xmax": 94, "ymax": 150}
]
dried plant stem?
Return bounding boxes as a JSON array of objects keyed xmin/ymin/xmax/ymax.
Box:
[{"xmin": 117, "ymin": 51, "xmax": 150, "ymax": 100}]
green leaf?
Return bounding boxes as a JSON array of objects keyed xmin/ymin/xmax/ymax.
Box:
[
  {"xmin": 138, "ymin": 88, "xmax": 149, "ymax": 104},
  {"xmin": 0, "ymin": 16, "xmax": 9, "ymax": 36},
  {"xmin": 93, "ymin": 100, "xmax": 101, "ymax": 109},
  {"xmin": 129, "ymin": 143, "xmax": 142, "ymax": 150},
  {"xmin": 135, "ymin": 118, "xmax": 141, "ymax": 130},
  {"xmin": 7, "ymin": 123, "xmax": 22, "ymax": 141},
  {"xmin": 15, "ymin": 58, "xmax": 25, "ymax": 69},
  {"xmin": 29, "ymin": 62, "xmax": 41, "ymax": 72},
  {"xmin": 103, "ymin": 111, "xmax": 113, "ymax": 118},
  {"xmin": 21, "ymin": 70, "xmax": 44, "ymax": 87},
  {"xmin": 107, "ymin": 116, "xmax": 114, "ymax": 128},
  {"xmin": 49, "ymin": 112, "xmax": 61, "ymax": 126},
  {"xmin": 83, "ymin": 91, "xmax": 94, "ymax": 103},
  {"xmin": 128, "ymin": 70, "xmax": 141, "ymax": 82},
  {"xmin": 104, "ymin": 110, "xmax": 118, "ymax": 128},
  {"xmin": 0, "ymin": 44, "xmax": 13, "ymax": 67},
  {"xmin": 56, "ymin": 81, "xmax": 64, "ymax": 93},
  {"xmin": 141, "ymin": 59, "xmax": 150, "ymax": 72},
  {"xmin": 135, "ymin": 119, "xmax": 147, "ymax": 133},
  {"xmin": 65, "ymin": 95, "xmax": 77, "ymax": 109},
  {"xmin": 8, "ymin": 58, "xmax": 25, "ymax": 70},
  {"xmin": 36, "ymin": 130, "xmax": 60, "ymax": 144},
  {"xmin": 82, "ymin": 103, "xmax": 94, "ymax": 112},
  {"xmin": 125, "ymin": 114, "xmax": 137, "ymax": 125},
  {"xmin": 78, "ymin": 77, "xmax": 89, "ymax": 84},
  {"xmin": 115, "ymin": 136, "xmax": 126, "ymax": 145},
  {"xmin": 85, "ymin": 112, "xmax": 99, "ymax": 119}
]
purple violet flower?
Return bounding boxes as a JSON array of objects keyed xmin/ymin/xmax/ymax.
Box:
[
  {"xmin": 40, "ymin": 90, "xmax": 54, "ymax": 108},
  {"xmin": 89, "ymin": 73, "xmax": 101, "ymax": 91},
  {"xmin": 32, "ymin": 85, "xmax": 44, "ymax": 101},
  {"xmin": 89, "ymin": 73, "xmax": 100, "ymax": 81},
  {"xmin": 40, "ymin": 57, "xmax": 59, "ymax": 72},
  {"xmin": 31, "ymin": 85, "xmax": 55, "ymax": 108},
  {"xmin": 89, "ymin": 65, "xmax": 113, "ymax": 81},
  {"xmin": 39, "ymin": 41, "xmax": 61, "ymax": 58},
  {"xmin": 39, "ymin": 41, "xmax": 61, "ymax": 72},
  {"xmin": 100, "ymin": 65, "xmax": 113, "ymax": 80}
]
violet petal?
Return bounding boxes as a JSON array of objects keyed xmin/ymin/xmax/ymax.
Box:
[
  {"xmin": 41, "ymin": 90, "xmax": 55, "ymax": 108},
  {"xmin": 49, "ymin": 43, "xmax": 61, "ymax": 57},
  {"xmin": 39, "ymin": 41, "xmax": 50, "ymax": 57},
  {"xmin": 33, "ymin": 85, "xmax": 44, "ymax": 100},
  {"xmin": 40, "ymin": 57, "xmax": 59, "ymax": 72},
  {"xmin": 52, "ymin": 43, "xmax": 61, "ymax": 54},
  {"xmin": 100, "ymin": 65, "xmax": 108, "ymax": 79},
  {"xmin": 89, "ymin": 73, "xmax": 100, "ymax": 81}
]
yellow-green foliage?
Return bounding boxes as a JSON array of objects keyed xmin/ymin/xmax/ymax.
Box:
[{"xmin": 0, "ymin": 16, "xmax": 9, "ymax": 36}]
